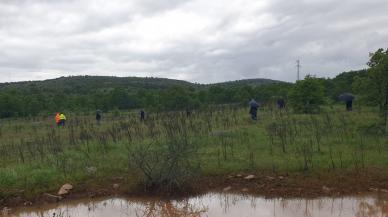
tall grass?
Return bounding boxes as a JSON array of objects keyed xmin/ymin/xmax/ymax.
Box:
[{"xmin": 0, "ymin": 105, "xmax": 387, "ymax": 198}]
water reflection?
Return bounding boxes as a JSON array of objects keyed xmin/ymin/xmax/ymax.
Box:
[
  {"xmin": 133, "ymin": 199, "xmax": 207, "ymax": 217},
  {"xmin": 7, "ymin": 193, "xmax": 388, "ymax": 217}
]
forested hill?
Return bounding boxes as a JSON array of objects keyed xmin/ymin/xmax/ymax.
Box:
[
  {"xmin": 208, "ymin": 78, "xmax": 283, "ymax": 87},
  {"xmin": 0, "ymin": 69, "xmax": 368, "ymax": 118},
  {"xmin": 0, "ymin": 76, "xmax": 195, "ymax": 94},
  {"xmin": 0, "ymin": 76, "xmax": 281, "ymax": 94},
  {"xmin": 0, "ymin": 76, "xmax": 286, "ymax": 117}
]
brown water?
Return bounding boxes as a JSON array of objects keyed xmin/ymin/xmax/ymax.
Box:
[{"xmin": 5, "ymin": 193, "xmax": 388, "ymax": 217}]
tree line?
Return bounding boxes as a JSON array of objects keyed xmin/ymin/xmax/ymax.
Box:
[
  {"xmin": 0, "ymin": 81, "xmax": 290, "ymax": 117},
  {"xmin": 0, "ymin": 48, "xmax": 386, "ymax": 118}
]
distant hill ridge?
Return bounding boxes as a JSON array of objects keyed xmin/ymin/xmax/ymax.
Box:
[
  {"xmin": 0, "ymin": 76, "xmax": 283, "ymax": 93},
  {"xmin": 209, "ymin": 78, "xmax": 284, "ymax": 87}
]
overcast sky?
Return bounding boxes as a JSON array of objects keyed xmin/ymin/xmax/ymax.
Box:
[{"xmin": 0, "ymin": 0, "xmax": 387, "ymax": 83}]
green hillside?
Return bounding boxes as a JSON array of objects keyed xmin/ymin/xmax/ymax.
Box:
[
  {"xmin": 209, "ymin": 78, "xmax": 283, "ymax": 87},
  {"xmin": 0, "ymin": 76, "xmax": 196, "ymax": 94},
  {"xmin": 0, "ymin": 76, "xmax": 286, "ymax": 118},
  {"xmin": 0, "ymin": 69, "xmax": 370, "ymax": 118}
]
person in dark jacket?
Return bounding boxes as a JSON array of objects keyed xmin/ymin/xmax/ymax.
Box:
[
  {"xmin": 140, "ymin": 110, "xmax": 145, "ymax": 121},
  {"xmin": 277, "ymin": 99, "xmax": 285, "ymax": 109},
  {"xmin": 96, "ymin": 110, "xmax": 102, "ymax": 124},
  {"xmin": 186, "ymin": 108, "xmax": 192, "ymax": 117},
  {"xmin": 249, "ymin": 99, "xmax": 259, "ymax": 120},
  {"xmin": 338, "ymin": 93, "xmax": 355, "ymax": 112},
  {"xmin": 346, "ymin": 100, "xmax": 353, "ymax": 111}
]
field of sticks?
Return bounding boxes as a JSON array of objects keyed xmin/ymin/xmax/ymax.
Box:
[{"xmin": 1, "ymin": 105, "xmax": 387, "ymax": 200}]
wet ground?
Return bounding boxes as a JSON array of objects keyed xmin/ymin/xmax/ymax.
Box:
[{"xmin": 4, "ymin": 192, "xmax": 388, "ymax": 217}]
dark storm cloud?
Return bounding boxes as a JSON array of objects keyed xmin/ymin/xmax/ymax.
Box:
[{"xmin": 0, "ymin": 0, "xmax": 387, "ymax": 83}]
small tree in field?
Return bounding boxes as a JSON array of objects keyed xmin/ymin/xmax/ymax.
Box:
[
  {"xmin": 288, "ymin": 75, "xmax": 325, "ymax": 113},
  {"xmin": 353, "ymin": 48, "xmax": 388, "ymax": 131}
]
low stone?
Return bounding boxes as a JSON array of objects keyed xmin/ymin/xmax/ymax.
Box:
[
  {"xmin": 369, "ymin": 188, "xmax": 378, "ymax": 192},
  {"xmin": 241, "ymin": 188, "xmax": 249, "ymax": 192},
  {"xmin": 381, "ymin": 189, "xmax": 388, "ymax": 194},
  {"xmin": 244, "ymin": 175, "xmax": 256, "ymax": 180},
  {"xmin": 278, "ymin": 176, "xmax": 284, "ymax": 180},
  {"xmin": 113, "ymin": 184, "xmax": 120, "ymax": 189},
  {"xmin": 266, "ymin": 176, "xmax": 275, "ymax": 181},
  {"xmin": 236, "ymin": 174, "xmax": 243, "ymax": 178},
  {"xmin": 23, "ymin": 201, "xmax": 32, "ymax": 206},
  {"xmin": 322, "ymin": 186, "xmax": 331, "ymax": 193},
  {"xmin": 58, "ymin": 183, "xmax": 73, "ymax": 196},
  {"xmin": 223, "ymin": 186, "xmax": 232, "ymax": 192}
]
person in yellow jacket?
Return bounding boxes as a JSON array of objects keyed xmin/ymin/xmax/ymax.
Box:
[{"xmin": 59, "ymin": 113, "xmax": 66, "ymax": 127}]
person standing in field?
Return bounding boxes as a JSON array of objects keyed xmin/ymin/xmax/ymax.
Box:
[
  {"xmin": 338, "ymin": 93, "xmax": 355, "ymax": 112},
  {"xmin": 186, "ymin": 108, "xmax": 192, "ymax": 117},
  {"xmin": 140, "ymin": 110, "xmax": 145, "ymax": 121},
  {"xmin": 55, "ymin": 112, "xmax": 61, "ymax": 126},
  {"xmin": 346, "ymin": 100, "xmax": 353, "ymax": 111},
  {"xmin": 96, "ymin": 110, "xmax": 102, "ymax": 124},
  {"xmin": 277, "ymin": 99, "xmax": 285, "ymax": 109},
  {"xmin": 59, "ymin": 113, "xmax": 66, "ymax": 127},
  {"xmin": 249, "ymin": 99, "xmax": 259, "ymax": 120}
]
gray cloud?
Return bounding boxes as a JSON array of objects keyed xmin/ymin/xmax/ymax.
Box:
[{"xmin": 0, "ymin": 0, "xmax": 387, "ymax": 83}]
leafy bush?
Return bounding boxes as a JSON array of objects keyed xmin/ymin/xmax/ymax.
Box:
[{"xmin": 288, "ymin": 76, "xmax": 326, "ymax": 113}]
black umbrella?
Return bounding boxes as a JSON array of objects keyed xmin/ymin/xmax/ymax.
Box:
[
  {"xmin": 249, "ymin": 99, "xmax": 259, "ymax": 107},
  {"xmin": 338, "ymin": 93, "xmax": 355, "ymax": 102}
]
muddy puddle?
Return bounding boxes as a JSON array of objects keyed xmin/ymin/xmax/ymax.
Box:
[{"xmin": 4, "ymin": 192, "xmax": 388, "ymax": 217}]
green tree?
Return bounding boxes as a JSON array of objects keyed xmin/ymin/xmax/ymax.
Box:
[
  {"xmin": 24, "ymin": 96, "xmax": 42, "ymax": 116},
  {"xmin": 353, "ymin": 48, "xmax": 388, "ymax": 129},
  {"xmin": 0, "ymin": 91, "xmax": 23, "ymax": 118},
  {"xmin": 288, "ymin": 75, "xmax": 325, "ymax": 113},
  {"xmin": 109, "ymin": 88, "xmax": 134, "ymax": 109},
  {"xmin": 330, "ymin": 70, "xmax": 367, "ymax": 100},
  {"xmin": 161, "ymin": 86, "xmax": 193, "ymax": 110}
]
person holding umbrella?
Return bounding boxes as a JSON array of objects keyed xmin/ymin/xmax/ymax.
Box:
[
  {"xmin": 249, "ymin": 99, "xmax": 259, "ymax": 120},
  {"xmin": 338, "ymin": 93, "xmax": 355, "ymax": 111}
]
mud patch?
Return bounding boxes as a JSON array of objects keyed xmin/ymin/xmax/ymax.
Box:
[{"xmin": 2, "ymin": 170, "xmax": 388, "ymax": 209}]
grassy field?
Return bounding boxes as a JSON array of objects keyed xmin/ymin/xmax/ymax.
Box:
[{"xmin": 1, "ymin": 105, "xmax": 387, "ymax": 199}]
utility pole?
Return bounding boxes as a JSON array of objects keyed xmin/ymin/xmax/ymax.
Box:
[{"xmin": 296, "ymin": 60, "xmax": 301, "ymax": 81}]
